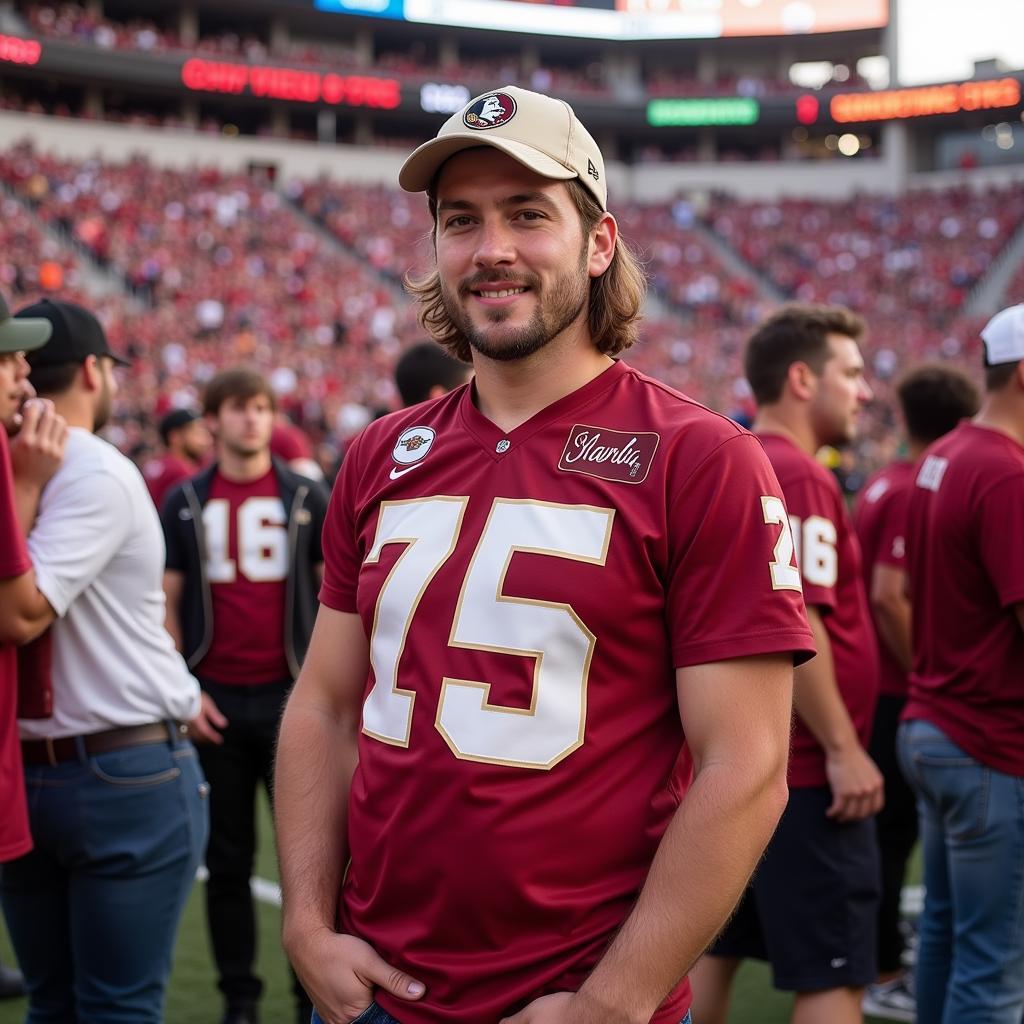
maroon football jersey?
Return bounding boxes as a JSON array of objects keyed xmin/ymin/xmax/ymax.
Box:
[
  {"xmin": 904, "ymin": 423, "xmax": 1024, "ymax": 775},
  {"xmin": 143, "ymin": 452, "xmax": 194, "ymax": 513},
  {"xmin": 853, "ymin": 460, "xmax": 915, "ymax": 697},
  {"xmin": 757, "ymin": 433, "xmax": 879, "ymax": 788},
  {"xmin": 195, "ymin": 468, "xmax": 290, "ymax": 685},
  {"xmin": 321, "ymin": 362, "xmax": 814, "ymax": 1024},
  {"xmin": 0, "ymin": 429, "xmax": 33, "ymax": 862}
]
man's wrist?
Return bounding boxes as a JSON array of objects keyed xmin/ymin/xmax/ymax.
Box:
[
  {"xmin": 281, "ymin": 917, "xmax": 334, "ymax": 957},
  {"xmin": 573, "ymin": 978, "xmax": 655, "ymax": 1024}
]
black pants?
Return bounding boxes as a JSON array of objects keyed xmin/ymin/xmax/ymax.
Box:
[
  {"xmin": 198, "ymin": 678, "xmax": 312, "ymax": 1022},
  {"xmin": 868, "ymin": 693, "xmax": 920, "ymax": 974}
]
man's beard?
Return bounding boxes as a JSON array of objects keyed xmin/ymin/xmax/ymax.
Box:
[{"xmin": 440, "ymin": 250, "xmax": 590, "ymax": 363}]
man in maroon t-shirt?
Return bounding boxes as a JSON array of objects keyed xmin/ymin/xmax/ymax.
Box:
[
  {"xmin": 274, "ymin": 87, "xmax": 813, "ymax": 1024},
  {"xmin": 143, "ymin": 408, "xmax": 211, "ymax": 512},
  {"xmin": 162, "ymin": 369, "xmax": 327, "ymax": 1024},
  {"xmin": 0, "ymin": 294, "xmax": 66, "ymax": 998},
  {"xmin": 694, "ymin": 304, "xmax": 883, "ymax": 1024},
  {"xmin": 899, "ymin": 305, "xmax": 1024, "ymax": 1024},
  {"xmin": 853, "ymin": 364, "xmax": 978, "ymax": 1020}
]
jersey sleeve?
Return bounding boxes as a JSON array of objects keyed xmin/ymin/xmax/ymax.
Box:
[
  {"xmin": 319, "ymin": 437, "xmax": 365, "ymax": 613},
  {"xmin": 28, "ymin": 468, "xmax": 133, "ymax": 617},
  {"xmin": 977, "ymin": 473, "xmax": 1024, "ymax": 609},
  {"xmin": 782, "ymin": 466, "xmax": 842, "ymax": 613},
  {"xmin": 666, "ymin": 433, "xmax": 815, "ymax": 668},
  {"xmin": 160, "ymin": 485, "xmax": 188, "ymax": 572},
  {"xmin": 874, "ymin": 485, "xmax": 909, "ymax": 569},
  {"xmin": 0, "ymin": 433, "xmax": 30, "ymax": 582}
]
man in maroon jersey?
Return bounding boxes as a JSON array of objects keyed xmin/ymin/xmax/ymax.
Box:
[
  {"xmin": 161, "ymin": 369, "xmax": 328, "ymax": 1024},
  {"xmin": 0, "ymin": 294, "xmax": 66, "ymax": 1000},
  {"xmin": 143, "ymin": 407, "xmax": 211, "ymax": 511},
  {"xmin": 898, "ymin": 304, "xmax": 1024, "ymax": 1024},
  {"xmin": 274, "ymin": 86, "xmax": 814, "ymax": 1024},
  {"xmin": 692, "ymin": 304, "xmax": 883, "ymax": 1024},
  {"xmin": 854, "ymin": 364, "xmax": 978, "ymax": 1022}
]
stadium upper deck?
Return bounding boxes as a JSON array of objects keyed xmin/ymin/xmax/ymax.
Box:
[{"xmin": 0, "ymin": 0, "xmax": 1020, "ymax": 178}]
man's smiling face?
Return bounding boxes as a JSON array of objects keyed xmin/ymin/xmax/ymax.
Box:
[{"xmin": 434, "ymin": 148, "xmax": 593, "ymax": 365}]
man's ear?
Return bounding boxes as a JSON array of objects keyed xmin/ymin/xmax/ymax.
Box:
[
  {"xmin": 587, "ymin": 213, "xmax": 617, "ymax": 279},
  {"xmin": 80, "ymin": 354, "xmax": 101, "ymax": 393},
  {"xmin": 786, "ymin": 361, "xmax": 817, "ymax": 402}
]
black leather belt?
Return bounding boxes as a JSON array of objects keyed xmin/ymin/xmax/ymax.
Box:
[{"xmin": 21, "ymin": 722, "xmax": 186, "ymax": 767}]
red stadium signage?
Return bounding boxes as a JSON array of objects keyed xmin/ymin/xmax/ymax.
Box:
[
  {"xmin": 831, "ymin": 78, "xmax": 1021, "ymax": 124},
  {"xmin": 181, "ymin": 58, "xmax": 400, "ymax": 109},
  {"xmin": 0, "ymin": 34, "xmax": 42, "ymax": 66}
]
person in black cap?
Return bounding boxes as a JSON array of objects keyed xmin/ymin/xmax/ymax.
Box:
[
  {"xmin": 0, "ymin": 292, "xmax": 67, "ymax": 1002},
  {"xmin": 143, "ymin": 407, "xmax": 212, "ymax": 511},
  {"xmin": 0, "ymin": 298, "xmax": 211, "ymax": 1024}
]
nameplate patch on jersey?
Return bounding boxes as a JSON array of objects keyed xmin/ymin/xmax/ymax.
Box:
[{"xmin": 558, "ymin": 424, "xmax": 659, "ymax": 484}]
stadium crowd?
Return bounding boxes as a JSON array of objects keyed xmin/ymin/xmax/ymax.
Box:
[{"xmin": 2, "ymin": 140, "xmax": 1021, "ymax": 485}]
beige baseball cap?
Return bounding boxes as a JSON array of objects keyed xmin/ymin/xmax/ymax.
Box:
[{"xmin": 399, "ymin": 86, "xmax": 607, "ymax": 211}]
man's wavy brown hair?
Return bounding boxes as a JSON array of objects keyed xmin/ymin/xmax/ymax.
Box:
[{"xmin": 405, "ymin": 178, "xmax": 647, "ymax": 364}]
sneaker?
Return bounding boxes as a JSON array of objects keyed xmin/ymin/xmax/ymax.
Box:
[{"xmin": 863, "ymin": 977, "xmax": 916, "ymax": 1022}]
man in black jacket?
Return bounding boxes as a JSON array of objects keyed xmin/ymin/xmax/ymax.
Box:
[{"xmin": 162, "ymin": 369, "xmax": 327, "ymax": 1024}]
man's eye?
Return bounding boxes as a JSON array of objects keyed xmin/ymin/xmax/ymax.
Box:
[{"xmin": 446, "ymin": 216, "xmax": 473, "ymax": 229}]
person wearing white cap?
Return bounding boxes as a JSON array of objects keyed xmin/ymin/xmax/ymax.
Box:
[
  {"xmin": 275, "ymin": 87, "xmax": 814, "ymax": 1024},
  {"xmin": 897, "ymin": 303, "xmax": 1024, "ymax": 1024}
]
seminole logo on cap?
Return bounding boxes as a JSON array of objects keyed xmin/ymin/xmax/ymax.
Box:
[{"xmin": 464, "ymin": 92, "xmax": 517, "ymax": 130}]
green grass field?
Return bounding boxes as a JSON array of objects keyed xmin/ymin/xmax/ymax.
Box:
[{"xmin": 0, "ymin": 793, "xmax": 901, "ymax": 1023}]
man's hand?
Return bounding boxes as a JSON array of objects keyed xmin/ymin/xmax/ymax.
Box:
[
  {"xmin": 10, "ymin": 398, "xmax": 68, "ymax": 490},
  {"xmin": 824, "ymin": 742, "xmax": 884, "ymax": 822},
  {"xmin": 187, "ymin": 691, "xmax": 228, "ymax": 745},
  {"xmin": 500, "ymin": 991, "xmax": 641, "ymax": 1024},
  {"xmin": 288, "ymin": 930, "xmax": 425, "ymax": 1024}
]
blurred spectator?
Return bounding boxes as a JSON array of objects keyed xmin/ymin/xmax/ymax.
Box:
[{"xmin": 143, "ymin": 408, "xmax": 211, "ymax": 511}]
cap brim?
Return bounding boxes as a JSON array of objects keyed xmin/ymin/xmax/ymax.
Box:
[
  {"xmin": 399, "ymin": 134, "xmax": 576, "ymax": 194},
  {"xmin": 109, "ymin": 352, "xmax": 131, "ymax": 368},
  {"xmin": 0, "ymin": 317, "xmax": 52, "ymax": 354}
]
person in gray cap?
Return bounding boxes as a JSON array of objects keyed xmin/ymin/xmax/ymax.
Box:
[
  {"xmin": 275, "ymin": 87, "xmax": 812, "ymax": 1024},
  {"xmin": 0, "ymin": 292, "xmax": 66, "ymax": 1001},
  {"xmin": 0, "ymin": 298, "xmax": 210, "ymax": 1024},
  {"xmin": 897, "ymin": 304, "xmax": 1024, "ymax": 1024}
]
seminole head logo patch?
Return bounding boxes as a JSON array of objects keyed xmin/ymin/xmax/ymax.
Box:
[
  {"xmin": 392, "ymin": 426, "xmax": 436, "ymax": 466},
  {"xmin": 464, "ymin": 92, "xmax": 517, "ymax": 130}
]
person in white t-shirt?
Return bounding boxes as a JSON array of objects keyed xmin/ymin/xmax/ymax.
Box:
[{"xmin": 0, "ymin": 298, "xmax": 212, "ymax": 1024}]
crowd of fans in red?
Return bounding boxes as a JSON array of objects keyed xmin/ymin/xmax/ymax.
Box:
[{"xmin": 1, "ymin": 140, "xmax": 1020, "ymax": 483}]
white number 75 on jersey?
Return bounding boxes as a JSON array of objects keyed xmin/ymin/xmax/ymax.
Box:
[{"xmin": 362, "ymin": 497, "xmax": 614, "ymax": 771}]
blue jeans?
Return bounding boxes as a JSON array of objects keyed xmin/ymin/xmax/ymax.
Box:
[
  {"xmin": 0, "ymin": 730, "xmax": 209, "ymax": 1023},
  {"xmin": 898, "ymin": 719, "xmax": 1024, "ymax": 1024},
  {"xmin": 313, "ymin": 1005, "xmax": 694, "ymax": 1023}
]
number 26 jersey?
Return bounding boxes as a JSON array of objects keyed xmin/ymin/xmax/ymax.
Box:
[{"xmin": 320, "ymin": 360, "xmax": 814, "ymax": 1024}]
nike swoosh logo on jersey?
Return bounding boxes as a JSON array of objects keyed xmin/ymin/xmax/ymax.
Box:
[{"xmin": 389, "ymin": 464, "xmax": 422, "ymax": 480}]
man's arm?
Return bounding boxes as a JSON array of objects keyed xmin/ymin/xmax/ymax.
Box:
[
  {"xmin": 162, "ymin": 569, "xmax": 186, "ymax": 652},
  {"xmin": 0, "ymin": 570, "xmax": 56, "ymax": 645},
  {"xmin": 794, "ymin": 605, "xmax": 883, "ymax": 822},
  {"xmin": 870, "ymin": 564, "xmax": 912, "ymax": 672},
  {"xmin": 503, "ymin": 653, "xmax": 794, "ymax": 1024},
  {"xmin": 275, "ymin": 605, "xmax": 425, "ymax": 1024}
]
